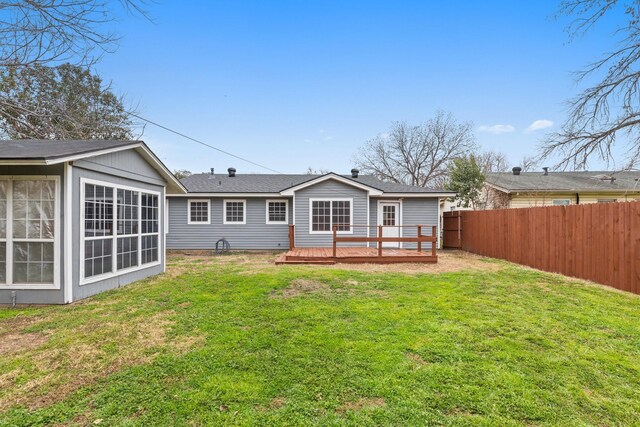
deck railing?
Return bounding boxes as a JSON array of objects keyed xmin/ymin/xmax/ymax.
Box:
[{"xmin": 332, "ymin": 224, "xmax": 437, "ymax": 258}]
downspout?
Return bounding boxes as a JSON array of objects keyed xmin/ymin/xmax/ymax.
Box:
[{"xmin": 576, "ymin": 193, "xmax": 580, "ymax": 205}]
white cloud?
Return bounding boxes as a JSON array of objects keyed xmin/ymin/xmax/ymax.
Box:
[
  {"xmin": 478, "ymin": 124, "xmax": 515, "ymax": 134},
  {"xmin": 525, "ymin": 119, "xmax": 554, "ymax": 133}
]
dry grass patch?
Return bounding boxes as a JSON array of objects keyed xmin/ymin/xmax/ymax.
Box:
[
  {"xmin": 406, "ymin": 352, "xmax": 429, "ymax": 367},
  {"xmin": 271, "ymin": 279, "xmax": 330, "ymax": 298},
  {"xmin": 336, "ymin": 397, "xmax": 386, "ymax": 414},
  {"xmin": 0, "ymin": 331, "xmax": 49, "ymax": 356},
  {"xmin": 0, "ymin": 309, "xmax": 203, "ymax": 411}
]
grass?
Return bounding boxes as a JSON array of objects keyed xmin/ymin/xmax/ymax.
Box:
[{"xmin": 1, "ymin": 251, "xmax": 640, "ymax": 426}]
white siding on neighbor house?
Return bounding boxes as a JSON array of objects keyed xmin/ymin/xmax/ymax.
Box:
[
  {"xmin": 294, "ymin": 179, "xmax": 368, "ymax": 247},
  {"xmin": 507, "ymin": 192, "xmax": 640, "ymax": 208},
  {"xmin": 167, "ymin": 197, "xmax": 292, "ymax": 250}
]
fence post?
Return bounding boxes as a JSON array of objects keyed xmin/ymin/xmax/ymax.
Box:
[
  {"xmin": 378, "ymin": 225, "xmax": 383, "ymax": 256},
  {"xmin": 417, "ymin": 225, "xmax": 422, "ymax": 253},
  {"xmin": 431, "ymin": 226, "xmax": 437, "ymax": 257},
  {"xmin": 332, "ymin": 226, "xmax": 337, "ymax": 257}
]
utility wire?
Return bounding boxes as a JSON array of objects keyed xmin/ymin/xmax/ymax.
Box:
[{"xmin": 129, "ymin": 112, "xmax": 283, "ymax": 174}]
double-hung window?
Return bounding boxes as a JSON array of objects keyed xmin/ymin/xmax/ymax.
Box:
[
  {"xmin": 0, "ymin": 177, "xmax": 58, "ymax": 288},
  {"xmin": 310, "ymin": 199, "xmax": 352, "ymax": 233},
  {"xmin": 266, "ymin": 200, "xmax": 288, "ymax": 224},
  {"xmin": 81, "ymin": 179, "xmax": 160, "ymax": 284},
  {"xmin": 224, "ymin": 200, "xmax": 246, "ymax": 224},
  {"xmin": 188, "ymin": 200, "xmax": 210, "ymax": 224}
]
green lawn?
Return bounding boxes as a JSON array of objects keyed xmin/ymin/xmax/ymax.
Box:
[{"xmin": 1, "ymin": 252, "xmax": 640, "ymax": 426}]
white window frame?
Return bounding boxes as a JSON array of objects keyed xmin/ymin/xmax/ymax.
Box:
[
  {"xmin": 308, "ymin": 198, "xmax": 353, "ymax": 235},
  {"xmin": 223, "ymin": 199, "xmax": 247, "ymax": 225},
  {"xmin": 80, "ymin": 177, "xmax": 161, "ymax": 286},
  {"xmin": 552, "ymin": 199, "xmax": 571, "ymax": 206},
  {"xmin": 597, "ymin": 199, "xmax": 617, "ymax": 203},
  {"xmin": 0, "ymin": 176, "xmax": 60, "ymax": 290},
  {"xmin": 187, "ymin": 199, "xmax": 211, "ymax": 224},
  {"xmin": 265, "ymin": 199, "xmax": 289, "ymax": 224}
]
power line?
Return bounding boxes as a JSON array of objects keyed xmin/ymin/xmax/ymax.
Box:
[{"xmin": 129, "ymin": 112, "xmax": 283, "ymax": 174}]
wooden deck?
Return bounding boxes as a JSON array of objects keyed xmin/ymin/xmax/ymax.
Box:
[{"xmin": 275, "ymin": 246, "xmax": 438, "ymax": 265}]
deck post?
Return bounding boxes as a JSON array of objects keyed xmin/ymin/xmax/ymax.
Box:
[
  {"xmin": 431, "ymin": 225, "xmax": 437, "ymax": 257},
  {"xmin": 332, "ymin": 226, "xmax": 337, "ymax": 257},
  {"xmin": 288, "ymin": 224, "xmax": 295, "ymax": 249},
  {"xmin": 417, "ymin": 225, "xmax": 422, "ymax": 253},
  {"xmin": 378, "ymin": 225, "xmax": 383, "ymax": 256}
]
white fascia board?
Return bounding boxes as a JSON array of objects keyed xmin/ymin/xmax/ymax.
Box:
[
  {"xmin": 378, "ymin": 192, "xmax": 457, "ymax": 198},
  {"xmin": 168, "ymin": 193, "xmax": 283, "ymax": 197},
  {"xmin": 280, "ymin": 173, "xmax": 383, "ymax": 196}
]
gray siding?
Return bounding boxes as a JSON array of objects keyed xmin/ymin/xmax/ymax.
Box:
[
  {"xmin": 167, "ymin": 197, "xmax": 292, "ymax": 250},
  {"xmin": 294, "ymin": 179, "xmax": 368, "ymax": 247},
  {"xmin": 0, "ymin": 164, "xmax": 66, "ymax": 304},
  {"xmin": 71, "ymin": 154, "xmax": 166, "ymax": 302},
  {"xmin": 369, "ymin": 198, "xmax": 439, "ymax": 249}
]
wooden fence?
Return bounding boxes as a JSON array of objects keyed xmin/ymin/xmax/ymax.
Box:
[{"xmin": 452, "ymin": 202, "xmax": 640, "ymax": 295}]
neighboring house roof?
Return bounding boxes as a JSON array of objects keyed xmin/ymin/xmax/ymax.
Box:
[
  {"xmin": 485, "ymin": 171, "xmax": 640, "ymax": 193},
  {"xmin": 0, "ymin": 139, "xmax": 187, "ymax": 194},
  {"xmin": 179, "ymin": 172, "xmax": 454, "ymax": 196}
]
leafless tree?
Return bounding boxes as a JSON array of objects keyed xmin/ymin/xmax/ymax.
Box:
[
  {"xmin": 540, "ymin": 0, "xmax": 640, "ymax": 169},
  {"xmin": 306, "ymin": 167, "xmax": 330, "ymax": 175},
  {"xmin": 0, "ymin": 0, "xmax": 150, "ymax": 68},
  {"xmin": 520, "ymin": 155, "xmax": 540, "ymax": 172},
  {"xmin": 476, "ymin": 150, "xmax": 510, "ymax": 173},
  {"xmin": 173, "ymin": 169, "xmax": 192, "ymax": 180},
  {"xmin": 353, "ymin": 111, "xmax": 477, "ymax": 188}
]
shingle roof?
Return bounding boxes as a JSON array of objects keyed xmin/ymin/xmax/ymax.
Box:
[
  {"xmin": 0, "ymin": 140, "xmax": 139, "ymax": 160},
  {"xmin": 181, "ymin": 173, "xmax": 448, "ymax": 194},
  {"xmin": 486, "ymin": 171, "xmax": 640, "ymax": 193}
]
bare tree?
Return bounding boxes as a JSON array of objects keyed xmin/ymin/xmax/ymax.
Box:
[
  {"xmin": 540, "ymin": 0, "xmax": 640, "ymax": 169},
  {"xmin": 476, "ymin": 150, "xmax": 510, "ymax": 173},
  {"xmin": 520, "ymin": 155, "xmax": 540, "ymax": 172},
  {"xmin": 173, "ymin": 169, "xmax": 192, "ymax": 180},
  {"xmin": 0, "ymin": 0, "xmax": 150, "ymax": 68},
  {"xmin": 306, "ymin": 167, "xmax": 330, "ymax": 175},
  {"xmin": 353, "ymin": 111, "xmax": 477, "ymax": 188}
]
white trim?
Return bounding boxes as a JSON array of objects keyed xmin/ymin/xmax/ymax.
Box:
[
  {"xmin": 79, "ymin": 177, "xmax": 161, "ymax": 286},
  {"xmin": 169, "ymin": 192, "xmax": 282, "ymax": 198},
  {"xmin": 292, "ymin": 194, "xmax": 296, "ymax": 226},
  {"xmin": 379, "ymin": 192, "xmax": 456, "ymax": 198},
  {"xmin": 265, "ymin": 199, "xmax": 289, "ymax": 224},
  {"xmin": 377, "ymin": 200, "xmax": 402, "ymax": 249},
  {"xmin": 280, "ymin": 174, "xmax": 383, "ymax": 196},
  {"xmin": 187, "ymin": 199, "xmax": 211, "ymax": 225},
  {"xmin": 308, "ymin": 198, "xmax": 354, "ymax": 235},
  {"xmin": 0, "ymin": 175, "xmax": 61, "ymax": 290},
  {"xmin": 163, "ymin": 191, "xmax": 167, "ymax": 273},
  {"xmin": 64, "ymin": 163, "xmax": 73, "ymax": 302},
  {"xmin": 223, "ymin": 199, "xmax": 247, "ymax": 225}
]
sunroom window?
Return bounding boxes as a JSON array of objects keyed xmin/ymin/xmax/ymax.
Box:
[{"xmin": 0, "ymin": 178, "xmax": 58, "ymax": 287}]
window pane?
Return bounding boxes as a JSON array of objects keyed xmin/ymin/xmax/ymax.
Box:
[
  {"xmin": 268, "ymin": 201, "xmax": 287, "ymax": 223},
  {"xmin": 84, "ymin": 239, "xmax": 113, "ymax": 278},
  {"xmin": 332, "ymin": 201, "xmax": 351, "ymax": 231},
  {"xmin": 0, "ymin": 242, "xmax": 5, "ymax": 284},
  {"xmin": 117, "ymin": 236, "xmax": 138, "ymax": 270},
  {"xmin": 189, "ymin": 201, "xmax": 209, "ymax": 223},
  {"xmin": 0, "ymin": 181, "xmax": 6, "ymax": 239},
  {"xmin": 84, "ymin": 184, "xmax": 113, "ymax": 237},
  {"xmin": 13, "ymin": 242, "xmax": 54, "ymax": 284},
  {"xmin": 142, "ymin": 194, "xmax": 159, "ymax": 233},
  {"xmin": 225, "ymin": 201, "xmax": 244, "ymax": 223},
  {"xmin": 141, "ymin": 235, "xmax": 158, "ymax": 264},
  {"xmin": 311, "ymin": 201, "xmax": 331, "ymax": 231},
  {"xmin": 117, "ymin": 189, "xmax": 139, "ymax": 235},
  {"xmin": 13, "ymin": 180, "xmax": 56, "ymax": 240}
]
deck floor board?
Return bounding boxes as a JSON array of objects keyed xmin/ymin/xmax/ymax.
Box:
[{"xmin": 276, "ymin": 247, "xmax": 437, "ymax": 265}]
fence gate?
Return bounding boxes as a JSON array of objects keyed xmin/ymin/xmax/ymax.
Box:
[{"xmin": 442, "ymin": 211, "xmax": 462, "ymax": 249}]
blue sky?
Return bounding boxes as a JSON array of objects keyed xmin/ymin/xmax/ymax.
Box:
[{"xmin": 97, "ymin": 0, "xmax": 626, "ymax": 174}]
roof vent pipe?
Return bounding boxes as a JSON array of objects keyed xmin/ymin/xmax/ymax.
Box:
[
  {"xmin": 210, "ymin": 168, "xmax": 215, "ymax": 175},
  {"xmin": 512, "ymin": 167, "xmax": 522, "ymax": 176},
  {"xmin": 351, "ymin": 168, "xmax": 359, "ymax": 178},
  {"xmin": 542, "ymin": 167, "xmax": 549, "ymax": 176},
  {"xmin": 227, "ymin": 167, "xmax": 236, "ymax": 177}
]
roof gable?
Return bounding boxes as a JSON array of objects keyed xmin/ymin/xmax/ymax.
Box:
[{"xmin": 280, "ymin": 173, "xmax": 383, "ymax": 196}]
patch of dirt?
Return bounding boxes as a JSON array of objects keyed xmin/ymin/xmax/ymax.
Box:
[
  {"xmin": 336, "ymin": 397, "xmax": 386, "ymax": 414},
  {"xmin": 406, "ymin": 352, "xmax": 429, "ymax": 367},
  {"xmin": 271, "ymin": 279, "xmax": 330, "ymax": 298},
  {"xmin": 269, "ymin": 397, "xmax": 286, "ymax": 409},
  {"xmin": 0, "ymin": 331, "xmax": 49, "ymax": 355}
]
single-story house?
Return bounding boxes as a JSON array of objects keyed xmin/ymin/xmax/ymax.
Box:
[
  {"xmin": 0, "ymin": 140, "xmax": 186, "ymax": 305},
  {"xmin": 166, "ymin": 168, "xmax": 453, "ymax": 251},
  {"xmin": 482, "ymin": 168, "xmax": 640, "ymax": 209}
]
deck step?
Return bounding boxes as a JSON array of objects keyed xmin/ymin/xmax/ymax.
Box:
[{"xmin": 276, "ymin": 259, "xmax": 336, "ymax": 265}]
